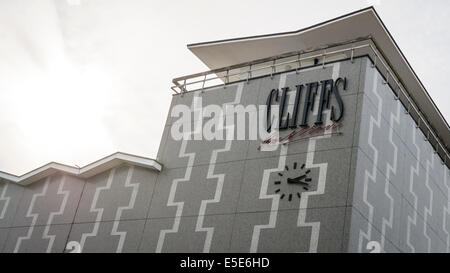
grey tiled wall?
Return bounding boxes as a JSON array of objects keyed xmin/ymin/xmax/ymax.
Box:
[
  {"xmin": 146, "ymin": 59, "xmax": 363, "ymax": 253},
  {"xmin": 0, "ymin": 166, "xmax": 158, "ymax": 253},
  {"xmin": 348, "ymin": 59, "xmax": 450, "ymax": 253}
]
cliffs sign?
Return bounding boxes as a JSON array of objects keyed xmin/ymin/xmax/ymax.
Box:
[{"xmin": 265, "ymin": 77, "xmax": 347, "ymax": 132}]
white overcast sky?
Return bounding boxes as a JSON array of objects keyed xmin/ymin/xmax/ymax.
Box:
[{"xmin": 0, "ymin": 0, "xmax": 449, "ymax": 174}]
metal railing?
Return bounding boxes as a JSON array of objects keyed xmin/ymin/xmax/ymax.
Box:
[
  {"xmin": 171, "ymin": 38, "xmax": 367, "ymax": 94},
  {"xmin": 171, "ymin": 38, "xmax": 450, "ymax": 167}
]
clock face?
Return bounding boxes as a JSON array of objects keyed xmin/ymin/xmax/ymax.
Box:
[{"xmin": 273, "ymin": 161, "xmax": 314, "ymax": 202}]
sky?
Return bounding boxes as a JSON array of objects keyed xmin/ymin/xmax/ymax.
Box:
[{"xmin": 0, "ymin": 0, "xmax": 449, "ymax": 175}]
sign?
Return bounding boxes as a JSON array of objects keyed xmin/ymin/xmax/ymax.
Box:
[{"xmin": 266, "ymin": 77, "xmax": 347, "ymax": 132}]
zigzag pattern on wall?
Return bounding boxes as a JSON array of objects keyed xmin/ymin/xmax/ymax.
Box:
[
  {"xmin": 156, "ymin": 94, "xmax": 201, "ymax": 253},
  {"xmin": 196, "ymin": 82, "xmax": 244, "ymax": 253},
  {"xmin": 354, "ymin": 61, "xmax": 450, "ymax": 253}
]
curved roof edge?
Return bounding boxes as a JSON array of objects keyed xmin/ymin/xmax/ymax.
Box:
[
  {"xmin": 188, "ymin": 6, "xmax": 375, "ymax": 48},
  {"xmin": 0, "ymin": 152, "xmax": 162, "ymax": 186}
]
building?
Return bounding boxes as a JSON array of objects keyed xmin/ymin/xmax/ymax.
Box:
[{"xmin": 0, "ymin": 7, "xmax": 449, "ymax": 253}]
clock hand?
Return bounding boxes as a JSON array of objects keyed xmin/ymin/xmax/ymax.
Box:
[
  {"xmin": 293, "ymin": 174, "xmax": 306, "ymax": 181},
  {"xmin": 287, "ymin": 178, "xmax": 310, "ymax": 185}
]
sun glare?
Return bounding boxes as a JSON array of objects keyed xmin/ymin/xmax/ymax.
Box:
[{"xmin": 6, "ymin": 55, "xmax": 116, "ymax": 169}]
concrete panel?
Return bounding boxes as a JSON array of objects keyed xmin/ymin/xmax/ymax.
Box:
[
  {"xmin": 0, "ymin": 181, "xmax": 24, "ymax": 228},
  {"xmin": 429, "ymin": 155, "xmax": 449, "ymax": 197},
  {"xmin": 140, "ymin": 214, "xmax": 234, "ymax": 253},
  {"xmin": 160, "ymin": 126, "xmax": 250, "ymax": 170},
  {"xmin": 75, "ymin": 165, "xmax": 158, "ymax": 223},
  {"xmin": 345, "ymin": 207, "xmax": 401, "ymax": 253},
  {"xmin": 406, "ymin": 153, "xmax": 434, "ymax": 224},
  {"xmin": 230, "ymin": 207, "xmax": 346, "ymax": 253},
  {"xmin": 237, "ymin": 148, "xmax": 352, "ymax": 213},
  {"xmin": 349, "ymin": 57, "xmax": 450, "ymax": 253},
  {"xmin": 428, "ymin": 179, "xmax": 448, "ymax": 243},
  {"xmin": 357, "ymin": 89, "xmax": 407, "ymax": 193},
  {"xmin": 67, "ymin": 219, "xmax": 145, "ymax": 253},
  {"xmin": 156, "ymin": 124, "xmax": 172, "ymax": 163},
  {"xmin": 12, "ymin": 174, "xmax": 84, "ymax": 227},
  {"xmin": 163, "ymin": 93, "xmax": 180, "ymax": 127},
  {"xmin": 162, "ymin": 90, "xmax": 255, "ymax": 169},
  {"xmin": 361, "ymin": 60, "xmax": 405, "ymax": 137},
  {"xmin": 0, "ymin": 228, "xmax": 8, "ymax": 253},
  {"xmin": 398, "ymin": 199, "xmax": 433, "ymax": 253},
  {"xmin": 3, "ymin": 224, "xmax": 71, "ymax": 253},
  {"xmin": 148, "ymin": 161, "xmax": 245, "ymax": 219},
  {"xmin": 402, "ymin": 145, "xmax": 424, "ymax": 206},
  {"xmin": 164, "ymin": 79, "xmax": 261, "ymax": 138},
  {"xmin": 202, "ymin": 80, "xmax": 263, "ymax": 111},
  {"xmin": 351, "ymin": 148, "xmax": 403, "ymax": 247},
  {"xmin": 169, "ymin": 80, "xmax": 262, "ymax": 124},
  {"xmin": 402, "ymin": 113, "xmax": 435, "ymax": 171}
]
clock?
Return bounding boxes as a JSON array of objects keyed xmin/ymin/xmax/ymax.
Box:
[{"xmin": 273, "ymin": 161, "xmax": 313, "ymax": 202}]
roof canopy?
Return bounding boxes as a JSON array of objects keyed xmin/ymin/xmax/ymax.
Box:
[{"xmin": 188, "ymin": 7, "xmax": 449, "ymax": 151}]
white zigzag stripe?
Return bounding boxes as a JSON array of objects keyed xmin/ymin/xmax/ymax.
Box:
[
  {"xmin": 79, "ymin": 168, "xmax": 116, "ymax": 252},
  {"xmin": 250, "ymin": 145, "xmax": 287, "ymax": 253},
  {"xmin": 111, "ymin": 166, "xmax": 138, "ymax": 253},
  {"xmin": 380, "ymin": 97, "xmax": 400, "ymax": 251},
  {"xmin": 42, "ymin": 176, "xmax": 69, "ymax": 253},
  {"xmin": 443, "ymin": 167, "xmax": 450, "ymax": 252},
  {"xmin": 250, "ymin": 64, "xmax": 339, "ymax": 253},
  {"xmin": 406, "ymin": 125, "xmax": 420, "ymax": 253},
  {"xmin": 423, "ymin": 146, "xmax": 434, "ymax": 252},
  {"xmin": 156, "ymin": 94, "xmax": 202, "ymax": 253},
  {"xmin": 196, "ymin": 82, "xmax": 244, "ymax": 253},
  {"xmin": 358, "ymin": 69, "xmax": 380, "ymax": 252},
  {"xmin": 250, "ymin": 73, "xmax": 288, "ymax": 253},
  {"xmin": 0, "ymin": 183, "xmax": 10, "ymax": 220},
  {"xmin": 296, "ymin": 63, "xmax": 339, "ymax": 253},
  {"xmin": 14, "ymin": 177, "xmax": 50, "ymax": 253},
  {"xmin": 297, "ymin": 136, "xmax": 328, "ymax": 253}
]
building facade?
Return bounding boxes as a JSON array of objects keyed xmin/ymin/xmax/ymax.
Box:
[{"xmin": 0, "ymin": 7, "xmax": 449, "ymax": 253}]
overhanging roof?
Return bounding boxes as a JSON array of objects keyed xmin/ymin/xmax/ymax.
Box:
[
  {"xmin": 0, "ymin": 152, "xmax": 162, "ymax": 186},
  {"xmin": 188, "ymin": 6, "xmax": 449, "ymax": 151}
]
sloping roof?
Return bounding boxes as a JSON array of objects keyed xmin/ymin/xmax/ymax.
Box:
[
  {"xmin": 0, "ymin": 152, "xmax": 162, "ymax": 186},
  {"xmin": 187, "ymin": 6, "xmax": 449, "ymax": 151}
]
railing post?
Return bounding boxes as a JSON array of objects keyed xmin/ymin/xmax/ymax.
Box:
[
  {"xmin": 350, "ymin": 46, "xmax": 354, "ymax": 63},
  {"xmin": 224, "ymin": 69, "xmax": 229, "ymax": 89},
  {"xmin": 424, "ymin": 130, "xmax": 430, "ymax": 141},
  {"xmin": 394, "ymin": 85, "xmax": 400, "ymax": 100},
  {"xmin": 405, "ymin": 102, "xmax": 411, "ymax": 114},
  {"xmin": 181, "ymin": 79, "xmax": 187, "ymax": 96},
  {"xmin": 270, "ymin": 60, "xmax": 276, "ymax": 79},
  {"xmin": 383, "ymin": 72, "xmax": 389, "ymax": 85},
  {"xmin": 322, "ymin": 51, "xmax": 326, "ymax": 69},
  {"xmin": 201, "ymin": 74, "xmax": 207, "ymax": 93}
]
